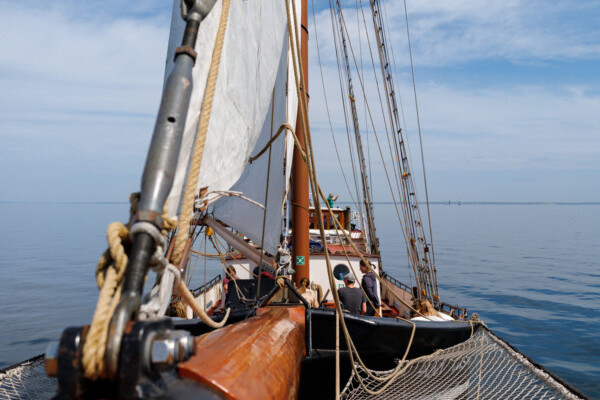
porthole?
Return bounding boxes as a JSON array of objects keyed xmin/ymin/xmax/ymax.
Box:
[{"xmin": 333, "ymin": 264, "xmax": 350, "ymax": 280}]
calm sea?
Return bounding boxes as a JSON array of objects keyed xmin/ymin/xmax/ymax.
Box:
[{"xmin": 0, "ymin": 202, "xmax": 598, "ymax": 398}]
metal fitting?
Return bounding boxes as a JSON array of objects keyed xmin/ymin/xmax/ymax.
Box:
[
  {"xmin": 135, "ymin": 210, "xmax": 164, "ymax": 229},
  {"xmin": 181, "ymin": 0, "xmax": 216, "ymax": 21},
  {"xmin": 150, "ymin": 330, "xmax": 196, "ymax": 372},
  {"xmin": 44, "ymin": 341, "xmax": 59, "ymax": 377},
  {"xmin": 175, "ymin": 45, "xmax": 198, "ymax": 61}
]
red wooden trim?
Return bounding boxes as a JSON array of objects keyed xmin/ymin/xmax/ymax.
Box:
[{"xmin": 178, "ymin": 307, "xmax": 305, "ymax": 399}]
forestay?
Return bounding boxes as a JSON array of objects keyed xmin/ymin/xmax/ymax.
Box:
[{"xmin": 164, "ymin": 0, "xmax": 299, "ymax": 255}]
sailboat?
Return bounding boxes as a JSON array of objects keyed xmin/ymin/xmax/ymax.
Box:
[{"xmin": 0, "ymin": 1, "xmax": 588, "ymax": 399}]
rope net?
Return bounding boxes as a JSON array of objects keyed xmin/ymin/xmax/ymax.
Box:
[
  {"xmin": 0, "ymin": 329, "xmax": 585, "ymax": 400},
  {"xmin": 0, "ymin": 357, "xmax": 56, "ymax": 400},
  {"xmin": 341, "ymin": 328, "xmax": 583, "ymax": 400}
]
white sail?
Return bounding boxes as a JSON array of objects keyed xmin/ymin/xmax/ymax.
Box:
[
  {"xmin": 212, "ymin": 41, "xmax": 298, "ymax": 255},
  {"xmin": 163, "ymin": 0, "xmax": 292, "ymax": 221}
]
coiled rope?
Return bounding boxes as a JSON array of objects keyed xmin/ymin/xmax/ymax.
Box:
[{"xmin": 82, "ymin": 194, "xmax": 177, "ymax": 379}]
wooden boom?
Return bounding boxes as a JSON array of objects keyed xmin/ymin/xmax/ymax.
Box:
[{"xmin": 178, "ymin": 306, "xmax": 305, "ymax": 399}]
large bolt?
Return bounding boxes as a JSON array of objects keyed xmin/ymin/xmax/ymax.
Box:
[
  {"xmin": 150, "ymin": 330, "xmax": 195, "ymax": 372},
  {"xmin": 44, "ymin": 341, "xmax": 59, "ymax": 377},
  {"xmin": 171, "ymin": 330, "xmax": 196, "ymax": 361}
]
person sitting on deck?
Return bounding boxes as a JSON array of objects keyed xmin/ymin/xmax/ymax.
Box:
[
  {"xmin": 410, "ymin": 298, "xmax": 454, "ymax": 321},
  {"xmin": 337, "ymin": 273, "xmax": 366, "ymax": 315},
  {"xmin": 297, "ymin": 277, "xmax": 319, "ymax": 308},
  {"xmin": 360, "ymin": 259, "xmax": 380, "ymax": 316}
]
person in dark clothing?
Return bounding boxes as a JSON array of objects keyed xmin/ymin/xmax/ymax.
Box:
[
  {"xmin": 337, "ymin": 273, "xmax": 366, "ymax": 315},
  {"xmin": 360, "ymin": 259, "xmax": 380, "ymax": 316}
]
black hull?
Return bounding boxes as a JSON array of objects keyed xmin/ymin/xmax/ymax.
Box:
[{"xmin": 299, "ymin": 309, "xmax": 476, "ymax": 399}]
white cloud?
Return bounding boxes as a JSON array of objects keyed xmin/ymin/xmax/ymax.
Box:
[
  {"xmin": 310, "ymin": 62, "xmax": 600, "ymax": 173},
  {"xmin": 0, "ymin": 0, "xmax": 598, "ymax": 202},
  {"xmin": 311, "ymin": 0, "xmax": 600, "ymax": 68},
  {"xmin": 306, "ymin": 3, "xmax": 600, "ymax": 203},
  {"xmin": 0, "ymin": 1, "xmax": 171, "ymax": 201},
  {"xmin": 0, "ymin": 2, "xmax": 169, "ymax": 114}
]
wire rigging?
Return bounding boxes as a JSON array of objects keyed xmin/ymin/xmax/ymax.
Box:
[{"xmin": 310, "ymin": 0, "xmax": 360, "ymax": 208}]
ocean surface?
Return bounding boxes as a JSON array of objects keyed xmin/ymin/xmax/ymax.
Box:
[{"xmin": 0, "ymin": 202, "xmax": 598, "ymax": 398}]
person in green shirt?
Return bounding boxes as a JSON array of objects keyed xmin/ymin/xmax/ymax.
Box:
[{"xmin": 327, "ymin": 193, "xmax": 338, "ymax": 208}]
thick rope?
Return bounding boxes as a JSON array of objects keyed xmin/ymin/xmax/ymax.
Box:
[
  {"xmin": 83, "ymin": 196, "xmax": 177, "ymax": 379},
  {"xmin": 171, "ymin": 0, "xmax": 232, "ymax": 266},
  {"xmin": 175, "ymin": 280, "xmax": 230, "ymax": 328},
  {"xmin": 82, "ymin": 222, "xmax": 129, "ymax": 380},
  {"xmin": 248, "ymin": 123, "xmax": 291, "ymax": 163},
  {"xmin": 195, "ymin": 190, "xmax": 265, "ymax": 210}
]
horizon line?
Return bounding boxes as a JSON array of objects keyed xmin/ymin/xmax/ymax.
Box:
[{"xmin": 2, "ymin": 200, "xmax": 599, "ymax": 206}]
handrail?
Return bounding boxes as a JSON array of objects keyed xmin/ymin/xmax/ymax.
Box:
[
  {"xmin": 191, "ymin": 274, "xmax": 222, "ymax": 297},
  {"xmin": 381, "ymin": 272, "xmax": 468, "ymax": 318},
  {"xmin": 380, "ymin": 271, "xmax": 412, "ymax": 294},
  {"xmin": 439, "ymin": 302, "xmax": 468, "ymax": 319}
]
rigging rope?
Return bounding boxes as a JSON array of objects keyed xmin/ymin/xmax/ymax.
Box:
[
  {"xmin": 310, "ymin": 0, "xmax": 359, "ymax": 208},
  {"xmin": 171, "ymin": 0, "xmax": 232, "ymax": 266},
  {"xmin": 336, "ymin": 1, "xmax": 438, "ymax": 300},
  {"xmin": 333, "ymin": 4, "xmax": 416, "ymax": 280},
  {"xmin": 255, "ymin": 87, "xmax": 276, "ymax": 305},
  {"xmin": 286, "ymin": 3, "xmax": 480, "ymax": 395},
  {"xmin": 169, "ymin": 0, "xmax": 239, "ymax": 316},
  {"xmin": 287, "ymin": 2, "xmax": 420, "ymax": 393},
  {"xmin": 402, "ymin": 0, "xmax": 439, "ymax": 290}
]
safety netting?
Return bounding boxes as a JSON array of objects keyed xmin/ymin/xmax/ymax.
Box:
[
  {"xmin": 341, "ymin": 327, "xmax": 585, "ymax": 400},
  {"xmin": 0, "ymin": 328, "xmax": 586, "ymax": 400},
  {"xmin": 0, "ymin": 356, "xmax": 56, "ymax": 400}
]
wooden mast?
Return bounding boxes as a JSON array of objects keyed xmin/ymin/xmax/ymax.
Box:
[{"xmin": 292, "ymin": 0, "xmax": 309, "ymax": 286}]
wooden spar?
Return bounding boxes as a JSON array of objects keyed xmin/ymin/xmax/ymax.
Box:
[
  {"xmin": 292, "ymin": 0, "xmax": 310, "ymax": 286},
  {"xmin": 178, "ymin": 307, "xmax": 305, "ymax": 399},
  {"xmin": 203, "ymin": 216, "xmax": 275, "ymax": 269}
]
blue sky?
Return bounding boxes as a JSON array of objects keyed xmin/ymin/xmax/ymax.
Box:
[{"xmin": 0, "ymin": 0, "xmax": 599, "ymax": 203}]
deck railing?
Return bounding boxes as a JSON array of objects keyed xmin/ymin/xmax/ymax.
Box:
[
  {"xmin": 191, "ymin": 274, "xmax": 222, "ymax": 297},
  {"xmin": 380, "ymin": 271, "xmax": 412, "ymax": 293}
]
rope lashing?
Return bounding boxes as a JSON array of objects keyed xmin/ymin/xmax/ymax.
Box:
[
  {"xmin": 130, "ymin": 222, "xmax": 167, "ymax": 249},
  {"xmin": 194, "ymin": 190, "xmax": 265, "ymax": 211},
  {"xmin": 83, "ymin": 191, "xmax": 180, "ymax": 379},
  {"xmin": 248, "ymin": 123, "xmax": 295, "ymax": 163},
  {"xmin": 131, "ymin": 222, "xmax": 181, "ymax": 321},
  {"xmin": 131, "ymin": 212, "xmax": 231, "ymax": 327},
  {"xmin": 83, "ymin": 221, "xmax": 131, "ymax": 380}
]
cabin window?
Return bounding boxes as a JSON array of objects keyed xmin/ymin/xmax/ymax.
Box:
[{"xmin": 333, "ymin": 264, "xmax": 350, "ymax": 280}]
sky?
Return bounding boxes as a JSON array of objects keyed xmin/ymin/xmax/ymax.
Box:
[{"xmin": 0, "ymin": 0, "xmax": 599, "ymax": 203}]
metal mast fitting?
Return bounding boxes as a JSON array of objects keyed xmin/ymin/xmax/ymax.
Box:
[{"xmin": 105, "ymin": 0, "xmax": 216, "ymax": 379}]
